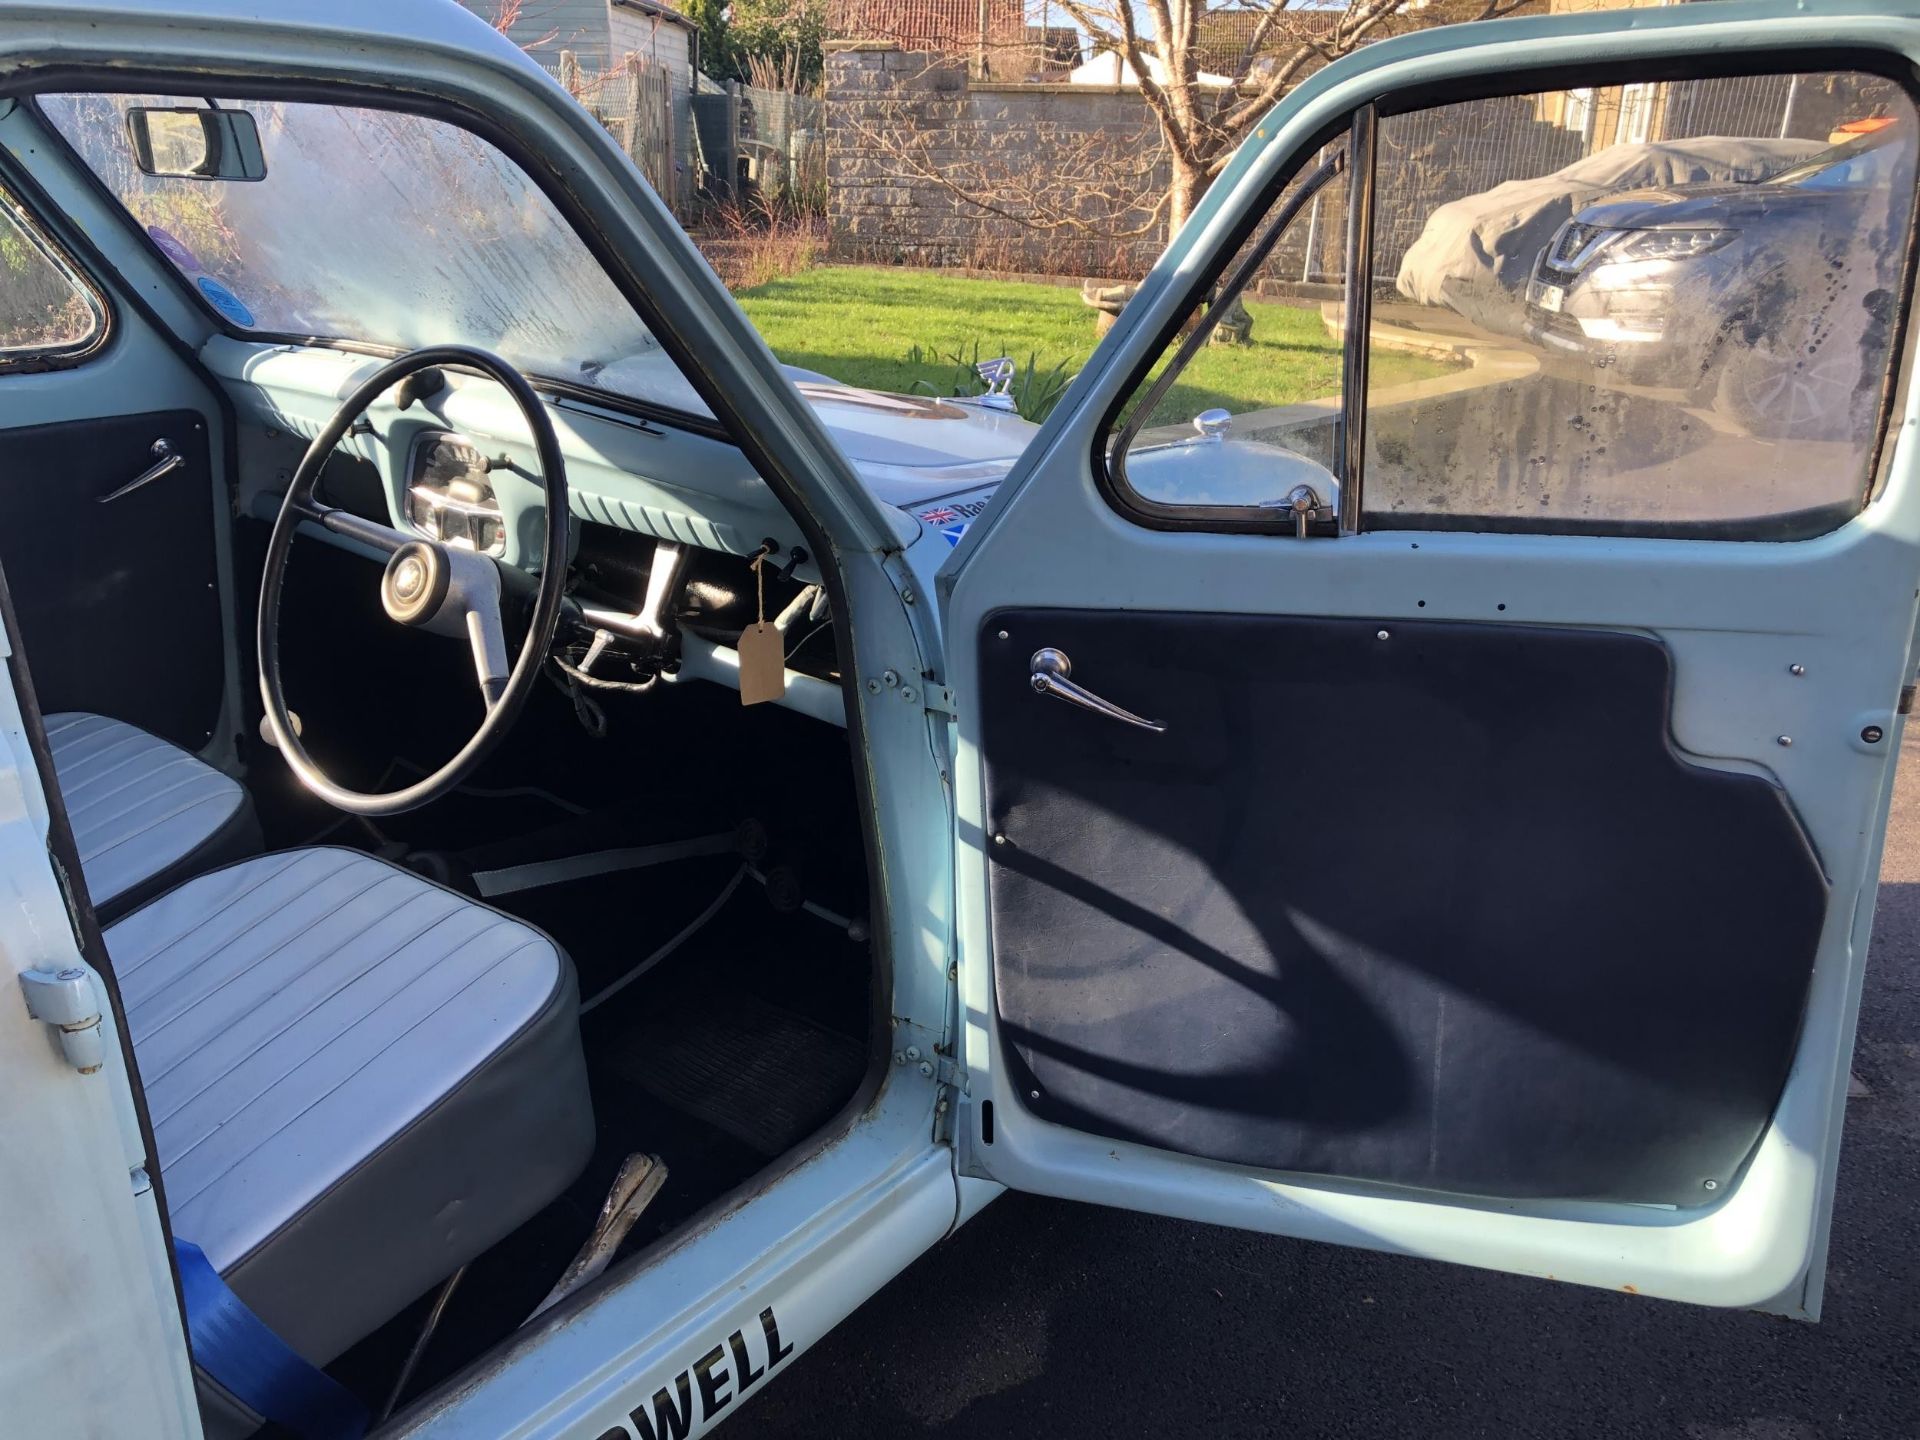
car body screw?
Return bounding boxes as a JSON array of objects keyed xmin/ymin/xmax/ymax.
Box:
[
  {"xmin": 901, "ymin": 686, "xmax": 918, "ymax": 704},
  {"xmin": 1376, "ymin": 630, "xmax": 1390, "ymax": 641},
  {"xmin": 1029, "ymin": 1090, "xmax": 1041, "ymax": 1100},
  {"xmin": 882, "ymin": 669, "xmax": 900, "ymax": 688},
  {"xmin": 992, "ymin": 832, "xmax": 1008, "ymax": 846},
  {"xmin": 1863, "ymin": 725, "xmax": 1885, "ymax": 744},
  {"xmin": 905, "ymin": 1047, "xmax": 921, "ymax": 1061},
  {"xmin": 1777, "ymin": 736, "xmax": 1793, "ymax": 747},
  {"xmin": 865, "ymin": 678, "xmax": 881, "ymax": 695},
  {"xmin": 902, "ymin": 587, "xmax": 916, "ymax": 604},
  {"xmin": 997, "ymin": 629, "xmax": 1009, "ymax": 640},
  {"xmin": 893, "ymin": 1050, "xmax": 906, "ymax": 1066},
  {"xmin": 1789, "ymin": 663, "xmax": 1806, "ymax": 676},
  {"xmin": 919, "ymin": 1061, "xmax": 934, "ymax": 1078},
  {"xmin": 1703, "ymin": 1179, "xmax": 1719, "ymax": 1192}
]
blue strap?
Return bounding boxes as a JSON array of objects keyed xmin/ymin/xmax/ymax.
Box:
[{"xmin": 173, "ymin": 1238, "xmax": 368, "ymax": 1440}]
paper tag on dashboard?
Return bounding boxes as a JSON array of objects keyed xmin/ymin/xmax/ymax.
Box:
[{"xmin": 737, "ymin": 622, "xmax": 786, "ymax": 706}]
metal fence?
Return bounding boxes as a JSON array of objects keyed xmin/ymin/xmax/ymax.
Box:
[
  {"xmin": 1367, "ymin": 93, "xmax": 1588, "ymax": 283},
  {"xmin": 1243, "ymin": 69, "xmax": 1900, "ymax": 295},
  {"xmin": 573, "ymin": 57, "xmax": 695, "ymax": 216},
  {"xmin": 1361, "ymin": 72, "xmax": 1897, "ymax": 281},
  {"xmin": 1659, "ymin": 71, "xmax": 1865, "ymax": 145},
  {"xmin": 693, "ymin": 83, "xmax": 826, "ymax": 206}
]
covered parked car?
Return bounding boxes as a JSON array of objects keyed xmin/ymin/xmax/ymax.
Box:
[{"xmin": 1395, "ymin": 135, "xmax": 1821, "ymax": 334}]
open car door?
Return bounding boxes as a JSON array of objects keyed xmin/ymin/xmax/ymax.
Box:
[
  {"xmin": 942, "ymin": 0, "xmax": 1920, "ymax": 1317},
  {"xmin": 0, "ymin": 579, "xmax": 198, "ymax": 1435}
]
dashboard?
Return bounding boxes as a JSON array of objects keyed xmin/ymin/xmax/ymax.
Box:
[{"xmin": 208, "ymin": 338, "xmax": 1011, "ymax": 729}]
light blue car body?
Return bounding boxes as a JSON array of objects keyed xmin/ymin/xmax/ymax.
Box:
[{"xmin": 1, "ymin": 2, "xmax": 1918, "ymax": 1437}]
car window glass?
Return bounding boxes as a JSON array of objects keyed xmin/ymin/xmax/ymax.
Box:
[
  {"xmin": 1366, "ymin": 71, "xmax": 1917, "ymax": 536},
  {"xmin": 0, "ymin": 181, "xmax": 104, "ymax": 360},
  {"xmin": 39, "ymin": 93, "xmax": 713, "ymax": 419},
  {"xmin": 1108, "ymin": 139, "xmax": 1360, "ymax": 520}
]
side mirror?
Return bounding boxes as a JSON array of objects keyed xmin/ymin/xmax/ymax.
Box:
[{"xmin": 125, "ymin": 107, "xmax": 266, "ymax": 182}]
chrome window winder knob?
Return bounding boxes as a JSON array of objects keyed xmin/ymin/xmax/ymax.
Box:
[{"xmin": 1028, "ymin": 648, "xmax": 1166, "ymax": 733}]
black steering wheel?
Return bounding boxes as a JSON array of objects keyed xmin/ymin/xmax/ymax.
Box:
[{"xmin": 258, "ymin": 345, "xmax": 569, "ymax": 816}]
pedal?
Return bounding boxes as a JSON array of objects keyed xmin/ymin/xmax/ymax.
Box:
[
  {"xmin": 760, "ymin": 863, "xmax": 804, "ymax": 913},
  {"xmin": 733, "ymin": 817, "xmax": 771, "ymax": 865}
]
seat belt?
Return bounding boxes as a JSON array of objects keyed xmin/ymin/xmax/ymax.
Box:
[{"xmin": 172, "ymin": 1238, "xmax": 369, "ymax": 1440}]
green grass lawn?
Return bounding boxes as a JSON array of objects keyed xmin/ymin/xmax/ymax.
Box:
[{"xmin": 735, "ymin": 264, "xmax": 1453, "ymax": 424}]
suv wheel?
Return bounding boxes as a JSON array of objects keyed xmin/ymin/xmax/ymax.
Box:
[{"xmin": 1713, "ymin": 338, "xmax": 1857, "ymax": 440}]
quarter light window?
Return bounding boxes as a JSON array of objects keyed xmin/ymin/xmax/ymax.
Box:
[
  {"xmin": 1109, "ymin": 139, "xmax": 1355, "ymax": 527},
  {"xmin": 0, "ymin": 182, "xmax": 105, "ymax": 364}
]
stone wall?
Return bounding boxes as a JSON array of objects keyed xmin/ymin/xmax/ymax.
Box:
[
  {"xmin": 823, "ymin": 42, "xmax": 1358, "ymax": 287},
  {"xmin": 824, "ymin": 42, "xmax": 1172, "ymax": 279},
  {"xmin": 824, "ymin": 45, "xmax": 1898, "ymax": 289}
]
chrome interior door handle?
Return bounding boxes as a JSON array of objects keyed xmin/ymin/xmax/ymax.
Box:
[
  {"xmin": 1029, "ymin": 648, "xmax": 1166, "ymax": 733},
  {"xmin": 97, "ymin": 439, "xmax": 184, "ymax": 503}
]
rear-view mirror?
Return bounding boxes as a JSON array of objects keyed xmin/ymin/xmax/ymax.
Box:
[{"xmin": 126, "ymin": 107, "xmax": 266, "ymax": 181}]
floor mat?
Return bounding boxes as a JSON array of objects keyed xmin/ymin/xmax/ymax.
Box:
[{"xmin": 604, "ymin": 992, "xmax": 869, "ymax": 1157}]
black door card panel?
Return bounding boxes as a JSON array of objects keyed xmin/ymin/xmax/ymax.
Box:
[
  {"xmin": 0, "ymin": 410, "xmax": 223, "ymax": 749},
  {"xmin": 980, "ymin": 610, "xmax": 1826, "ymax": 1206}
]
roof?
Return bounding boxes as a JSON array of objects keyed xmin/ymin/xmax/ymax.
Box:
[
  {"xmin": 1185, "ymin": 9, "xmax": 1342, "ymax": 77},
  {"xmin": 1074, "ymin": 8, "xmax": 1363, "ymax": 79},
  {"xmin": 612, "ymin": 0, "xmax": 698, "ymax": 34},
  {"xmin": 1164, "ymin": 5, "xmax": 1544, "ymax": 80},
  {"xmin": 825, "ymin": 0, "xmax": 1026, "ymax": 52}
]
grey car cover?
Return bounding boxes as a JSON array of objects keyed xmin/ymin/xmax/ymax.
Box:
[{"xmin": 1394, "ymin": 136, "xmax": 1824, "ymax": 333}]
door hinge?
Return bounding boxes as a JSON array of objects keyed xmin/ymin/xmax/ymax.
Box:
[
  {"xmin": 931, "ymin": 1052, "xmax": 968, "ymax": 1146},
  {"xmin": 892, "ymin": 1038, "xmax": 967, "ymax": 1092},
  {"xmin": 19, "ymin": 966, "xmax": 105, "ymax": 1074},
  {"xmin": 922, "ymin": 685, "xmax": 958, "ymax": 717},
  {"xmin": 1900, "ymin": 684, "xmax": 1915, "ymax": 717},
  {"xmin": 934, "ymin": 1053, "xmax": 969, "ymax": 1092}
]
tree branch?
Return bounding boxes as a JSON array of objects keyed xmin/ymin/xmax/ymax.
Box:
[{"xmin": 837, "ymin": 92, "xmax": 1173, "ymax": 239}]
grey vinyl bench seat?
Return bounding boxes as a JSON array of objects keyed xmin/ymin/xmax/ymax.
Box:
[
  {"xmin": 105, "ymin": 846, "xmax": 594, "ymax": 1427},
  {"xmin": 45, "ymin": 711, "xmax": 260, "ymax": 919}
]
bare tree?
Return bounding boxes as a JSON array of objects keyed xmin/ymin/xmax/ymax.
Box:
[
  {"xmin": 489, "ymin": 0, "xmax": 559, "ymax": 54},
  {"xmin": 1053, "ymin": 0, "xmax": 1532, "ymax": 235}
]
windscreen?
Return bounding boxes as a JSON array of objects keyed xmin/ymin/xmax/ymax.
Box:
[{"xmin": 40, "ymin": 93, "xmax": 711, "ymax": 417}]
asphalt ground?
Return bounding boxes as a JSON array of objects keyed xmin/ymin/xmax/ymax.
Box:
[{"xmin": 729, "ymin": 735, "xmax": 1920, "ymax": 1440}]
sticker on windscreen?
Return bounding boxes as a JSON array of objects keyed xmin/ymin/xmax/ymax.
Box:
[
  {"xmin": 196, "ymin": 276, "xmax": 255, "ymax": 328},
  {"xmin": 147, "ymin": 225, "xmax": 202, "ymax": 273}
]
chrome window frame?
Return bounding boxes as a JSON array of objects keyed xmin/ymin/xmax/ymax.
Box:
[
  {"xmin": 1091, "ymin": 51, "xmax": 1920, "ymax": 543},
  {"xmin": 0, "ymin": 172, "xmax": 112, "ymax": 373}
]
